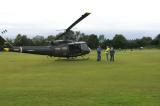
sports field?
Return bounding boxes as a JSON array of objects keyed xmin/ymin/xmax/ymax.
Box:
[{"xmin": 0, "ymin": 49, "xmax": 160, "ymax": 106}]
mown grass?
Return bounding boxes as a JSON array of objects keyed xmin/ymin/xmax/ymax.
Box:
[{"xmin": 0, "ymin": 49, "xmax": 160, "ymax": 106}]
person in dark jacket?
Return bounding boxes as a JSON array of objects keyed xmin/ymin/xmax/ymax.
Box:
[
  {"xmin": 0, "ymin": 46, "xmax": 3, "ymax": 52},
  {"xmin": 110, "ymin": 47, "xmax": 115, "ymax": 62},
  {"xmin": 97, "ymin": 46, "xmax": 101, "ymax": 61}
]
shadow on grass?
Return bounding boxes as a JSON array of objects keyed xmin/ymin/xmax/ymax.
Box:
[{"xmin": 54, "ymin": 57, "xmax": 90, "ymax": 62}]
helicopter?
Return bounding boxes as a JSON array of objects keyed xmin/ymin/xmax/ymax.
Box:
[{"xmin": 0, "ymin": 12, "xmax": 91, "ymax": 58}]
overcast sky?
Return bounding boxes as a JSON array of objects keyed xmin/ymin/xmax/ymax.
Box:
[{"xmin": 1, "ymin": 0, "xmax": 160, "ymax": 39}]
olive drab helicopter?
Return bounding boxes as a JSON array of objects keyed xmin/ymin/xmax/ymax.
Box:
[{"xmin": 0, "ymin": 12, "xmax": 91, "ymax": 58}]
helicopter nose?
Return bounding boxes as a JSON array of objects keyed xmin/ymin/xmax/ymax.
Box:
[
  {"xmin": 80, "ymin": 43, "xmax": 91, "ymax": 54},
  {"xmin": 83, "ymin": 46, "xmax": 91, "ymax": 54}
]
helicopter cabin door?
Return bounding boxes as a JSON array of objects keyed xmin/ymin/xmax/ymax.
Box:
[
  {"xmin": 54, "ymin": 45, "xmax": 68, "ymax": 57},
  {"xmin": 68, "ymin": 44, "xmax": 81, "ymax": 56}
]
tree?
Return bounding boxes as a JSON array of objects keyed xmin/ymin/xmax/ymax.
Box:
[
  {"xmin": 6, "ymin": 38, "xmax": 14, "ymax": 45},
  {"xmin": 99, "ymin": 35, "xmax": 105, "ymax": 44},
  {"xmin": 74, "ymin": 31, "xmax": 81, "ymax": 41},
  {"xmin": 65, "ymin": 30, "xmax": 75, "ymax": 40},
  {"xmin": 55, "ymin": 30, "xmax": 75, "ymax": 40},
  {"xmin": 103, "ymin": 39, "xmax": 112, "ymax": 48},
  {"xmin": 87, "ymin": 34, "xmax": 99, "ymax": 49},
  {"xmin": 152, "ymin": 34, "xmax": 160, "ymax": 46},
  {"xmin": 98, "ymin": 35, "xmax": 106, "ymax": 48},
  {"xmin": 14, "ymin": 34, "xmax": 33, "ymax": 46},
  {"xmin": 78, "ymin": 33, "xmax": 89, "ymax": 42},
  {"xmin": 155, "ymin": 34, "xmax": 160, "ymax": 47},
  {"xmin": 155, "ymin": 34, "xmax": 160, "ymax": 41},
  {"xmin": 32, "ymin": 35, "xmax": 46, "ymax": 46},
  {"xmin": 127, "ymin": 39, "xmax": 137, "ymax": 48},
  {"xmin": 14, "ymin": 34, "xmax": 23, "ymax": 46},
  {"xmin": 141, "ymin": 37, "xmax": 152, "ymax": 46},
  {"xmin": 47, "ymin": 35, "xmax": 56, "ymax": 41},
  {"xmin": 112, "ymin": 34, "xmax": 127, "ymax": 49}
]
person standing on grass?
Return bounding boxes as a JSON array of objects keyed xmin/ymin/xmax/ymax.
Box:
[
  {"xmin": 105, "ymin": 46, "xmax": 110, "ymax": 63},
  {"xmin": 97, "ymin": 45, "xmax": 101, "ymax": 61},
  {"xmin": 110, "ymin": 47, "xmax": 115, "ymax": 62}
]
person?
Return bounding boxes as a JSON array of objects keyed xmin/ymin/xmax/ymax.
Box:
[
  {"xmin": 96, "ymin": 45, "xmax": 101, "ymax": 61},
  {"xmin": 0, "ymin": 47, "xmax": 1, "ymax": 54},
  {"xmin": 110, "ymin": 47, "xmax": 115, "ymax": 62},
  {"xmin": 105, "ymin": 46, "xmax": 110, "ymax": 63},
  {"xmin": 0, "ymin": 47, "xmax": 2, "ymax": 51}
]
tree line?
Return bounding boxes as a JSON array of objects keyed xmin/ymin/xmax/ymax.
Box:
[{"xmin": 6, "ymin": 31, "xmax": 160, "ymax": 49}]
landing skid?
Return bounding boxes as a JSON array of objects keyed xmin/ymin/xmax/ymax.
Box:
[{"xmin": 52, "ymin": 55, "xmax": 89, "ymax": 61}]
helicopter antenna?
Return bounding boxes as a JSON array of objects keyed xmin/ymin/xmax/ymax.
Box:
[{"xmin": 55, "ymin": 12, "xmax": 91, "ymax": 40}]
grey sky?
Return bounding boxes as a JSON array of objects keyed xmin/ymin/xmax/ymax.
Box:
[{"xmin": 1, "ymin": 0, "xmax": 160, "ymax": 39}]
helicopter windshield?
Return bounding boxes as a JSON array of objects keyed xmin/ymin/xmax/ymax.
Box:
[{"xmin": 81, "ymin": 43, "xmax": 89, "ymax": 51}]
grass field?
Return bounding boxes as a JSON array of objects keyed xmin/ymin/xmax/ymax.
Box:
[{"xmin": 0, "ymin": 49, "xmax": 160, "ymax": 106}]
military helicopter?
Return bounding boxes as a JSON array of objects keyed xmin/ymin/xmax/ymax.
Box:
[{"xmin": 0, "ymin": 12, "xmax": 91, "ymax": 58}]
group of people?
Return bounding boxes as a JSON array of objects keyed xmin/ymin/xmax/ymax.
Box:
[{"xmin": 97, "ymin": 46, "xmax": 115, "ymax": 62}]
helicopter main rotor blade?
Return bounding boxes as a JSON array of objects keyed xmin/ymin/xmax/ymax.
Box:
[
  {"xmin": 55, "ymin": 12, "xmax": 91, "ymax": 40},
  {"xmin": 66, "ymin": 12, "xmax": 91, "ymax": 32},
  {"xmin": 55, "ymin": 32, "xmax": 65, "ymax": 40}
]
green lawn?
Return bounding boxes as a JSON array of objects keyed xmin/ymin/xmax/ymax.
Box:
[{"xmin": 0, "ymin": 49, "xmax": 160, "ymax": 106}]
